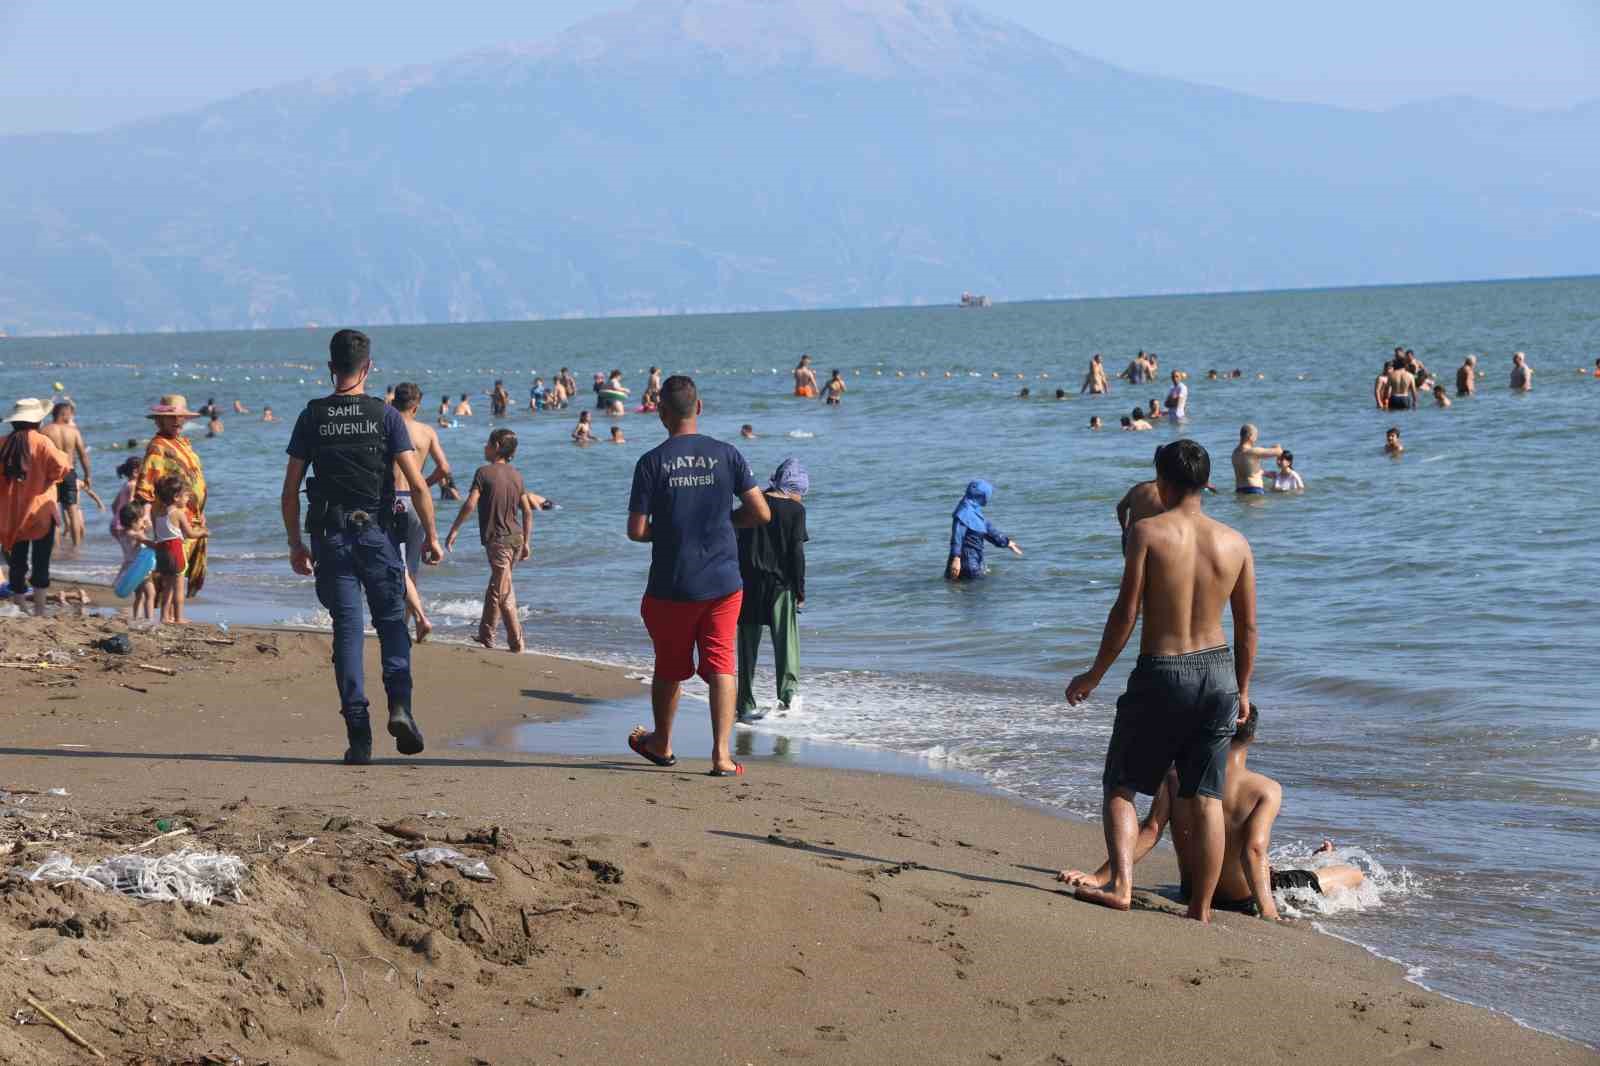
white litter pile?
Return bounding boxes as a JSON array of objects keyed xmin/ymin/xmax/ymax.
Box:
[
  {"xmin": 402, "ymin": 846, "xmax": 495, "ymax": 882},
  {"xmin": 28, "ymin": 849, "xmax": 248, "ymax": 905}
]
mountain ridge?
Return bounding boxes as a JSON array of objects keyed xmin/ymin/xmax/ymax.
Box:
[{"xmin": 1, "ymin": 0, "xmax": 1596, "ymax": 335}]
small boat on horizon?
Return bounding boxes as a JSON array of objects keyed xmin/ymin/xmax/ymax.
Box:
[{"xmin": 959, "ymin": 292, "xmax": 991, "ymax": 308}]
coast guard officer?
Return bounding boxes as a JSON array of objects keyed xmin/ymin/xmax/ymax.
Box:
[{"xmin": 280, "ymin": 329, "xmax": 443, "ymax": 764}]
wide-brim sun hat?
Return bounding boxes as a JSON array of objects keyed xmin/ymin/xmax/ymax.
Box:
[
  {"xmin": 145, "ymin": 394, "xmax": 203, "ymax": 420},
  {"xmin": 4, "ymin": 397, "xmax": 49, "ymax": 424}
]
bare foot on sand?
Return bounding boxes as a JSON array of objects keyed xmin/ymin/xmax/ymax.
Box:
[
  {"xmin": 471, "ymin": 633, "xmax": 494, "ymax": 650},
  {"xmin": 414, "ymin": 614, "xmax": 433, "ymax": 643},
  {"xmin": 1056, "ymin": 869, "xmax": 1096, "ymax": 887},
  {"xmin": 1073, "ymin": 884, "xmax": 1132, "ymax": 911}
]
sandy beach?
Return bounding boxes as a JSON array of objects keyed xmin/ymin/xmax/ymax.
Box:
[{"xmin": 0, "ymin": 614, "xmax": 1586, "ymax": 1065}]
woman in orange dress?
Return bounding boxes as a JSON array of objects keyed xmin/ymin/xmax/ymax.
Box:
[
  {"xmin": 0, "ymin": 397, "xmax": 72, "ymax": 614},
  {"xmin": 135, "ymin": 395, "xmax": 210, "ymax": 597}
]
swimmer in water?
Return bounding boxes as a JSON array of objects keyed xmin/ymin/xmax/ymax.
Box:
[
  {"xmin": 261, "ymin": 407, "xmax": 275, "ymax": 423},
  {"xmin": 206, "ymin": 412, "xmax": 223, "ymax": 438},
  {"xmin": 794, "ymin": 354, "xmax": 818, "ymax": 398},
  {"xmin": 1456, "ymin": 355, "xmax": 1477, "ymax": 397},
  {"xmin": 1270, "ymin": 451, "xmax": 1304, "ymax": 493},
  {"xmin": 945, "ymin": 479, "xmax": 1022, "ymax": 581},
  {"xmin": 1146, "ymin": 399, "xmax": 1162, "ymax": 421},
  {"xmin": 233, "ymin": 399, "xmax": 248, "ymax": 415},
  {"xmin": 1510, "ymin": 352, "xmax": 1533, "ymax": 391},
  {"xmin": 740, "ymin": 424, "xmax": 757, "ymax": 439},
  {"xmin": 437, "ymin": 397, "xmax": 452, "ymax": 426},
  {"xmin": 1019, "ymin": 387, "xmax": 1032, "ymax": 399},
  {"xmin": 609, "ymin": 426, "xmax": 626, "ymax": 445},
  {"xmin": 1055, "ymin": 388, "xmax": 1067, "ymax": 400},
  {"xmin": 1384, "ymin": 426, "xmax": 1403, "ymax": 456},
  {"xmin": 1081, "ymin": 354, "xmax": 1109, "ymax": 396},
  {"xmin": 1165, "ymin": 370, "xmax": 1189, "ymax": 423},
  {"xmin": 1231, "ymin": 424, "xmax": 1282, "ymax": 494},
  {"xmin": 1125, "ymin": 408, "xmax": 1153, "ymax": 431},
  {"xmin": 824, "ymin": 370, "xmax": 846, "ymax": 405},
  {"xmin": 1432, "ymin": 385, "xmax": 1451, "ymax": 408},
  {"xmin": 454, "ymin": 393, "xmax": 474, "ymax": 418},
  {"xmin": 572, "ymin": 410, "xmax": 594, "ymax": 444},
  {"xmin": 1089, "ymin": 416, "xmax": 1102, "ymax": 431},
  {"xmin": 1116, "ymin": 446, "xmax": 1167, "ymax": 554},
  {"xmin": 1383, "ymin": 359, "xmax": 1418, "ymax": 411}
]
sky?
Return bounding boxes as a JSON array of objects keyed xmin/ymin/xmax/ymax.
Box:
[{"xmin": 1, "ymin": 0, "xmax": 1596, "ymax": 135}]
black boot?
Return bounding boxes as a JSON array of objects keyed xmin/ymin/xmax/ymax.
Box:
[
  {"xmin": 343, "ymin": 712, "xmax": 373, "ymax": 766},
  {"xmin": 387, "ymin": 700, "xmax": 424, "ymax": 756}
]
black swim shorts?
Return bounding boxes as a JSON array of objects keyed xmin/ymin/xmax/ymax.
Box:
[
  {"xmin": 1387, "ymin": 395, "xmax": 1412, "ymax": 410},
  {"xmin": 1102, "ymin": 645, "xmax": 1240, "ymax": 800},
  {"xmin": 1269, "ymin": 868, "xmax": 1323, "ymax": 894},
  {"xmin": 57, "ymin": 469, "xmax": 78, "ymax": 507}
]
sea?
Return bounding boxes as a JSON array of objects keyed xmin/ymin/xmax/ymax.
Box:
[{"xmin": 3, "ymin": 276, "xmax": 1596, "ymax": 1048}]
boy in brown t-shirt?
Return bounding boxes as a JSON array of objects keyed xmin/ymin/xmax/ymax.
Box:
[{"xmin": 445, "ymin": 428, "xmax": 532, "ymax": 652}]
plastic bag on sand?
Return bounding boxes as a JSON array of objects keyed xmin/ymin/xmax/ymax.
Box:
[
  {"xmin": 28, "ymin": 849, "xmax": 248, "ymax": 905},
  {"xmin": 402, "ymin": 846, "xmax": 495, "ymax": 882}
]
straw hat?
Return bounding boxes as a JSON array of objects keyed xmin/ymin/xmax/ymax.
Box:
[
  {"xmin": 145, "ymin": 394, "xmax": 203, "ymax": 420},
  {"xmin": 4, "ymin": 397, "xmax": 48, "ymax": 424}
]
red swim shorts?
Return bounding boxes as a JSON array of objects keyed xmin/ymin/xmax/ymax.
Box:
[
  {"xmin": 641, "ymin": 590, "xmax": 743, "ymax": 683},
  {"xmin": 155, "ymin": 538, "xmax": 187, "ymax": 577}
]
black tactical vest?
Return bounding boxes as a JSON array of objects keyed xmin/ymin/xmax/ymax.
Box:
[{"xmin": 302, "ymin": 394, "xmax": 392, "ymax": 513}]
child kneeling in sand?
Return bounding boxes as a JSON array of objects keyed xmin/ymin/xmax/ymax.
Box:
[{"xmin": 445, "ymin": 428, "xmax": 533, "ymax": 653}]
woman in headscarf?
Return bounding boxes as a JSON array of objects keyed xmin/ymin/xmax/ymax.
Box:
[
  {"xmin": 735, "ymin": 458, "xmax": 810, "ymax": 722},
  {"xmin": 946, "ymin": 479, "xmax": 1022, "ymax": 580},
  {"xmin": 135, "ymin": 395, "xmax": 209, "ymax": 597},
  {"xmin": 0, "ymin": 397, "xmax": 72, "ymax": 614}
]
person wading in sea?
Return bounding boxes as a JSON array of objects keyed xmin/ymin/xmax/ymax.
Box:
[
  {"xmin": 281, "ymin": 330, "xmax": 443, "ymax": 765},
  {"xmin": 1064, "ymin": 439, "xmax": 1257, "ymax": 923}
]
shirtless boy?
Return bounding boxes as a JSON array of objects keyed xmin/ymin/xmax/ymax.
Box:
[
  {"xmin": 1115, "ymin": 447, "xmax": 1166, "ymax": 555},
  {"xmin": 1065, "ymin": 439, "xmax": 1256, "ymax": 922},
  {"xmin": 1456, "ymin": 355, "xmax": 1477, "ymax": 397},
  {"xmin": 1081, "ymin": 354, "xmax": 1109, "ymax": 395},
  {"xmin": 1059, "ymin": 707, "xmax": 1364, "ymax": 918},
  {"xmin": 1231, "ymin": 425, "xmax": 1282, "ymax": 495},
  {"xmin": 42, "ymin": 401, "xmax": 100, "ymax": 548},
  {"xmin": 1384, "ymin": 360, "xmax": 1419, "ymax": 410},
  {"xmin": 1385, "ymin": 426, "xmax": 1404, "ymax": 456},
  {"xmin": 392, "ymin": 383, "xmax": 453, "ymax": 641}
]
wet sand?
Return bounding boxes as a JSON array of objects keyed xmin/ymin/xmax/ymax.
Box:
[{"xmin": 0, "ymin": 615, "xmax": 1589, "ymax": 1065}]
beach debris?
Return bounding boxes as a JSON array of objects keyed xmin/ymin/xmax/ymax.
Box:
[
  {"xmin": 22, "ymin": 995, "xmax": 105, "ymax": 1059},
  {"xmin": 94, "ymin": 634, "xmax": 133, "ymax": 655},
  {"xmin": 586, "ymin": 858, "xmax": 624, "ymax": 884},
  {"xmin": 136, "ymin": 662, "xmax": 177, "ymax": 676},
  {"xmin": 46, "ymin": 787, "xmax": 70, "ymax": 797},
  {"xmin": 131, "ymin": 826, "xmax": 190, "ymax": 851},
  {"xmin": 378, "ymin": 821, "xmax": 429, "ymax": 842},
  {"xmin": 401, "ymin": 846, "xmax": 495, "ymax": 882},
  {"xmin": 27, "ymin": 849, "xmax": 247, "ymax": 905},
  {"xmin": 767, "ymin": 833, "xmax": 808, "ymax": 849}
]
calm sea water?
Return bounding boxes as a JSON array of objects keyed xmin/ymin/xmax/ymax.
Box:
[{"xmin": 3, "ymin": 277, "xmax": 1597, "ymax": 1046}]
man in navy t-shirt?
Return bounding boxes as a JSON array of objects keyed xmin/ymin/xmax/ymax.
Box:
[{"xmin": 626, "ymin": 375, "xmax": 769, "ymax": 776}]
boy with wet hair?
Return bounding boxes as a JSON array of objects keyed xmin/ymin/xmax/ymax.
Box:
[
  {"xmin": 445, "ymin": 428, "xmax": 532, "ymax": 653},
  {"xmin": 1065, "ymin": 438, "xmax": 1257, "ymax": 922}
]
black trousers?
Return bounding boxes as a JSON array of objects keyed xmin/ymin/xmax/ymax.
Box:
[{"xmin": 6, "ymin": 526, "xmax": 56, "ymax": 592}]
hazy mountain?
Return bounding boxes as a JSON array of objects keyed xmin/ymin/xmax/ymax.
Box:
[{"xmin": 2, "ymin": 0, "xmax": 1596, "ymax": 335}]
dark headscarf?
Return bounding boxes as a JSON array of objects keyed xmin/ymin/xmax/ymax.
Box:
[
  {"xmin": 767, "ymin": 457, "xmax": 809, "ymax": 497},
  {"xmin": 952, "ymin": 479, "xmax": 993, "ymax": 533}
]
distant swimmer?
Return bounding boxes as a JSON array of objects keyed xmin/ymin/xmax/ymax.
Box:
[
  {"xmin": 1081, "ymin": 354, "xmax": 1110, "ymax": 395},
  {"xmin": 233, "ymin": 399, "xmax": 248, "ymax": 415},
  {"xmin": 1432, "ymin": 385, "xmax": 1451, "ymax": 409},
  {"xmin": 1019, "ymin": 387, "xmax": 1032, "ymax": 399},
  {"xmin": 794, "ymin": 354, "xmax": 818, "ymax": 398},
  {"xmin": 437, "ymin": 397, "xmax": 451, "ymax": 426},
  {"xmin": 1456, "ymin": 355, "xmax": 1477, "ymax": 397},
  {"xmin": 1231, "ymin": 424, "xmax": 1282, "ymax": 494},
  {"xmin": 1064, "ymin": 439, "xmax": 1257, "ymax": 921},
  {"xmin": 454, "ymin": 393, "xmax": 474, "ymax": 418},
  {"xmin": 1165, "ymin": 369, "xmax": 1188, "ymax": 422},
  {"xmin": 824, "ymin": 370, "xmax": 845, "ymax": 405},
  {"xmin": 529, "ymin": 376, "xmax": 548, "ymax": 412},
  {"xmin": 1124, "ymin": 408, "xmax": 1154, "ymax": 431},
  {"xmin": 206, "ymin": 412, "xmax": 224, "ymax": 438},
  {"xmin": 1270, "ymin": 451, "xmax": 1304, "ymax": 493},
  {"xmin": 740, "ymin": 424, "xmax": 757, "ymax": 439},
  {"xmin": 261, "ymin": 406, "xmax": 276, "ymax": 423},
  {"xmin": 1116, "ymin": 448, "xmax": 1167, "ymax": 554},
  {"xmin": 572, "ymin": 410, "xmax": 595, "ymax": 444},
  {"xmin": 1594, "ymin": 357, "xmax": 1599, "ymax": 378},
  {"xmin": 1059, "ymin": 707, "xmax": 1365, "ymax": 919},
  {"xmin": 1146, "ymin": 399, "xmax": 1162, "ymax": 421},
  {"xmin": 945, "ymin": 479, "xmax": 1022, "ymax": 581},
  {"xmin": 1384, "ymin": 360, "xmax": 1418, "ymax": 410},
  {"xmin": 609, "ymin": 426, "xmax": 626, "ymax": 445},
  {"xmin": 1120, "ymin": 351, "xmax": 1152, "ymax": 385},
  {"xmin": 1510, "ymin": 352, "xmax": 1533, "ymax": 391},
  {"xmin": 1055, "ymin": 388, "xmax": 1067, "ymax": 400},
  {"xmin": 1384, "ymin": 426, "xmax": 1403, "ymax": 457},
  {"xmin": 1207, "ymin": 369, "xmax": 1220, "ymax": 381},
  {"xmin": 1089, "ymin": 416, "xmax": 1103, "ymax": 430},
  {"xmin": 647, "ymin": 365, "xmax": 662, "ymax": 395},
  {"xmin": 602, "ymin": 370, "xmax": 630, "ymax": 416},
  {"xmin": 490, "ymin": 379, "xmax": 510, "ymax": 418}
]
